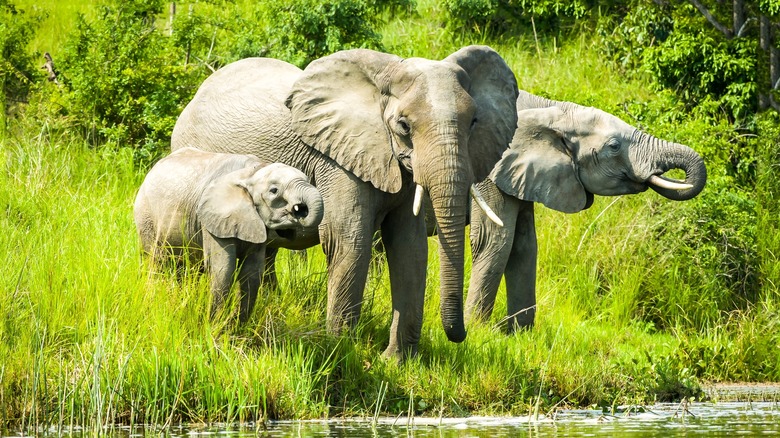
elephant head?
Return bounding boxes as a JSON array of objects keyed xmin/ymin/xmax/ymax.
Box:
[
  {"xmin": 489, "ymin": 90, "xmax": 707, "ymax": 212},
  {"xmin": 285, "ymin": 46, "xmax": 518, "ymax": 342},
  {"xmin": 198, "ymin": 162, "xmax": 324, "ymax": 243}
]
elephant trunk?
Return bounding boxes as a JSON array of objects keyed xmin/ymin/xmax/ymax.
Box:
[
  {"xmin": 289, "ymin": 180, "xmax": 325, "ymax": 228},
  {"xmin": 417, "ymin": 143, "xmax": 470, "ymax": 344},
  {"xmin": 633, "ymin": 132, "xmax": 707, "ymax": 201}
]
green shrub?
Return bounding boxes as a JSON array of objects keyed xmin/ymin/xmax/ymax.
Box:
[
  {"xmin": 258, "ymin": 0, "xmax": 385, "ymax": 67},
  {"xmin": 598, "ymin": 1, "xmax": 770, "ymax": 121},
  {"xmin": 597, "ymin": 2, "xmax": 673, "ymax": 72},
  {"xmin": 644, "ymin": 29, "xmax": 757, "ymax": 120},
  {"xmin": 169, "ymin": 0, "xmax": 394, "ymax": 69},
  {"xmin": 0, "ymin": 0, "xmax": 44, "ymax": 123},
  {"xmin": 442, "ymin": 0, "xmax": 590, "ymax": 35},
  {"xmin": 56, "ymin": 0, "xmax": 202, "ymax": 164}
]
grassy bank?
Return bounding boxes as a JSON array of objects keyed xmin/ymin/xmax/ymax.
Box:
[{"xmin": 2, "ymin": 0, "xmax": 780, "ymax": 432}]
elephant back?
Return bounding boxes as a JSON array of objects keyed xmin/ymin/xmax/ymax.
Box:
[{"xmin": 171, "ymin": 58, "xmax": 303, "ymax": 156}]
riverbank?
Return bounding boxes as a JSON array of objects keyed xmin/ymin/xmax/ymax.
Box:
[{"xmin": 703, "ymin": 383, "xmax": 780, "ymax": 402}]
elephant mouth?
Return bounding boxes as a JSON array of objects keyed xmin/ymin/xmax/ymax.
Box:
[
  {"xmin": 647, "ymin": 174, "xmax": 695, "ymax": 191},
  {"xmin": 273, "ymin": 228, "xmax": 297, "ymax": 240},
  {"xmin": 582, "ymin": 191, "xmax": 594, "ymax": 210}
]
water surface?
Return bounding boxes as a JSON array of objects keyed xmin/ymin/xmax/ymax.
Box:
[{"xmin": 11, "ymin": 401, "xmax": 780, "ymax": 437}]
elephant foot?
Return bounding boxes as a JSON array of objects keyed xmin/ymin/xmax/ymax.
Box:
[
  {"xmin": 381, "ymin": 343, "xmax": 418, "ymax": 363},
  {"xmin": 506, "ymin": 309, "xmax": 535, "ymax": 334}
]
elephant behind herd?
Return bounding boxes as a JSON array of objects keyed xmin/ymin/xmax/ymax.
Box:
[{"xmin": 138, "ymin": 45, "xmax": 706, "ymax": 361}]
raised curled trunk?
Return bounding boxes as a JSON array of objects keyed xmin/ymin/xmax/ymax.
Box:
[
  {"xmin": 633, "ymin": 132, "xmax": 707, "ymax": 201},
  {"xmin": 417, "ymin": 138, "xmax": 470, "ymax": 343},
  {"xmin": 290, "ymin": 181, "xmax": 324, "ymax": 228}
]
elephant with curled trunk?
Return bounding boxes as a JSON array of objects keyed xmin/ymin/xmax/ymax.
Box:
[
  {"xmin": 465, "ymin": 90, "xmax": 707, "ymax": 332},
  {"xmin": 134, "ymin": 147, "xmax": 324, "ymax": 322},
  {"xmin": 171, "ymin": 46, "xmax": 518, "ymax": 360}
]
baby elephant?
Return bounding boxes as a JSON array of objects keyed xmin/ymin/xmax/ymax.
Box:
[{"xmin": 134, "ymin": 147, "xmax": 324, "ymax": 322}]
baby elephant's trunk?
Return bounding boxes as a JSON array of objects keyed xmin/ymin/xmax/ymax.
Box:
[
  {"xmin": 290, "ymin": 183, "xmax": 324, "ymax": 229},
  {"xmin": 292, "ymin": 203, "xmax": 309, "ymax": 219}
]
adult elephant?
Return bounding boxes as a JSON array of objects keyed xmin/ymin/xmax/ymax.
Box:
[
  {"xmin": 171, "ymin": 47, "xmax": 518, "ymax": 360},
  {"xmin": 465, "ymin": 90, "xmax": 707, "ymax": 332}
]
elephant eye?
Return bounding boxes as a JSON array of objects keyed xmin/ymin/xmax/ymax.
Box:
[
  {"xmin": 269, "ymin": 187, "xmax": 279, "ymax": 195},
  {"xmin": 606, "ymin": 139, "xmax": 621, "ymax": 152},
  {"xmin": 471, "ymin": 117, "xmax": 478, "ymax": 130},
  {"xmin": 396, "ymin": 117, "xmax": 411, "ymax": 136}
]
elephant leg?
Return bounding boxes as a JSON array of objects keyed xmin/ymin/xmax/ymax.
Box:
[
  {"xmin": 237, "ymin": 245, "xmax": 266, "ymax": 323},
  {"xmin": 262, "ymin": 247, "xmax": 279, "ymax": 290},
  {"xmin": 465, "ymin": 185, "xmax": 519, "ymax": 324},
  {"xmin": 504, "ymin": 201, "xmax": 537, "ymax": 333},
  {"xmin": 203, "ymin": 232, "xmax": 238, "ymax": 320},
  {"xmin": 319, "ymin": 179, "xmax": 375, "ymax": 333},
  {"xmin": 380, "ymin": 205, "xmax": 427, "ymax": 361}
]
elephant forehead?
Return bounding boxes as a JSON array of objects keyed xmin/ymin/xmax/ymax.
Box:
[
  {"xmin": 265, "ymin": 162, "xmax": 307, "ymax": 177},
  {"xmin": 392, "ymin": 61, "xmax": 468, "ymax": 110},
  {"xmin": 255, "ymin": 164, "xmax": 309, "ymax": 186},
  {"xmin": 584, "ymin": 110, "xmax": 631, "ymax": 135}
]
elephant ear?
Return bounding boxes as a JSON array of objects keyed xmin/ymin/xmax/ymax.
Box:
[
  {"xmin": 444, "ymin": 45, "xmax": 519, "ymax": 182},
  {"xmin": 198, "ymin": 166, "xmax": 268, "ymax": 244},
  {"xmin": 489, "ymin": 107, "xmax": 589, "ymax": 214},
  {"xmin": 286, "ymin": 49, "xmax": 405, "ymax": 194}
]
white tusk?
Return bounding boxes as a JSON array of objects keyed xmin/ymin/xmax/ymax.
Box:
[
  {"xmin": 470, "ymin": 185, "xmax": 503, "ymax": 227},
  {"xmin": 412, "ymin": 184, "xmax": 424, "ymax": 216},
  {"xmin": 649, "ymin": 175, "xmax": 693, "ymax": 191}
]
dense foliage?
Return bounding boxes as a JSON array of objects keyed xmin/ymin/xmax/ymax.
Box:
[
  {"xmin": 602, "ymin": 1, "xmax": 780, "ymax": 120},
  {"xmin": 443, "ymin": 0, "xmax": 591, "ymax": 33},
  {"xmin": 56, "ymin": 1, "xmax": 201, "ymax": 164},
  {"xmin": 0, "ymin": 0, "xmax": 44, "ymax": 127}
]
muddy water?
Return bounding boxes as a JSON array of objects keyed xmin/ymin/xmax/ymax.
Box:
[{"xmin": 16, "ymin": 400, "xmax": 780, "ymax": 437}]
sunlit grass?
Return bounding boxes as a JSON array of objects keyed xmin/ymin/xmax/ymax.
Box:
[
  {"xmin": 0, "ymin": 116, "xmax": 692, "ymax": 429},
  {"xmin": 16, "ymin": 0, "xmax": 103, "ymax": 57}
]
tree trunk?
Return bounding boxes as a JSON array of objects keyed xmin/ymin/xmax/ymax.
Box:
[
  {"xmin": 771, "ymin": 44, "xmax": 780, "ymax": 112},
  {"xmin": 771, "ymin": 31, "xmax": 780, "ymax": 91},
  {"xmin": 756, "ymin": 15, "xmax": 780, "ymax": 111},
  {"xmin": 168, "ymin": 3, "xmax": 176, "ymax": 36},
  {"xmin": 732, "ymin": 0, "xmax": 744, "ymax": 36}
]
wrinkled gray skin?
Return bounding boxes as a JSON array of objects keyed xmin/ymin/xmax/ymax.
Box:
[
  {"xmin": 171, "ymin": 47, "xmax": 518, "ymax": 360},
  {"xmin": 465, "ymin": 90, "xmax": 707, "ymax": 332},
  {"xmin": 134, "ymin": 147, "xmax": 324, "ymax": 322}
]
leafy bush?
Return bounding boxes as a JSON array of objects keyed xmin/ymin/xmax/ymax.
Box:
[
  {"xmin": 598, "ymin": 1, "xmax": 772, "ymax": 121},
  {"xmin": 258, "ymin": 0, "xmax": 385, "ymax": 67},
  {"xmin": 0, "ymin": 0, "xmax": 44, "ymax": 120},
  {"xmin": 169, "ymin": 0, "xmax": 394, "ymax": 69},
  {"xmin": 56, "ymin": 0, "xmax": 202, "ymax": 164},
  {"xmin": 22, "ymin": 0, "xmax": 390, "ymax": 164},
  {"xmin": 644, "ymin": 29, "xmax": 757, "ymax": 120},
  {"xmin": 597, "ymin": 2, "xmax": 673, "ymax": 72},
  {"xmin": 442, "ymin": 0, "xmax": 590, "ymax": 35}
]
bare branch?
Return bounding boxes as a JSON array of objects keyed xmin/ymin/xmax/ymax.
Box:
[
  {"xmin": 736, "ymin": 17, "xmax": 754, "ymax": 37},
  {"xmin": 770, "ymin": 95, "xmax": 780, "ymax": 112},
  {"xmin": 687, "ymin": 0, "xmax": 734, "ymax": 38}
]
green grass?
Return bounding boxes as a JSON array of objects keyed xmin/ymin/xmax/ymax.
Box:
[
  {"xmin": 0, "ymin": 109, "xmax": 698, "ymax": 430},
  {"xmin": 17, "ymin": 0, "xmax": 102, "ymax": 58},
  {"xmin": 3, "ymin": 0, "xmax": 780, "ymax": 433}
]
